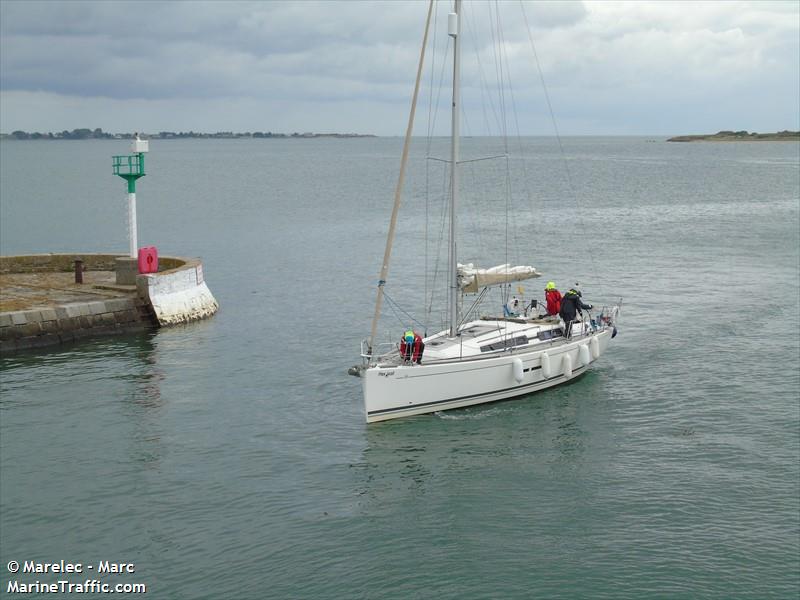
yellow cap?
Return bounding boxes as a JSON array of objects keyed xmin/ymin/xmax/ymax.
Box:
[{"xmin": 545, "ymin": 281, "xmax": 556, "ymax": 290}]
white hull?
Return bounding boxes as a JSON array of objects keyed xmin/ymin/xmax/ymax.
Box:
[{"xmin": 363, "ymin": 328, "xmax": 612, "ymax": 423}]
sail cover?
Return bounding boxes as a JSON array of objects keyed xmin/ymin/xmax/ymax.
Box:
[{"xmin": 458, "ymin": 263, "xmax": 542, "ymax": 293}]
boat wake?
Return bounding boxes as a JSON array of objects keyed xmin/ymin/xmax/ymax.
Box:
[{"xmin": 434, "ymin": 405, "xmax": 512, "ymax": 421}]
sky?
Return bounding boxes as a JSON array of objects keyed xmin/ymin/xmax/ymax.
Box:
[{"xmin": 1, "ymin": 0, "xmax": 798, "ymax": 136}]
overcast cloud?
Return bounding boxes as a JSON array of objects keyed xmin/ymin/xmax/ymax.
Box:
[{"xmin": 1, "ymin": 0, "xmax": 798, "ymax": 135}]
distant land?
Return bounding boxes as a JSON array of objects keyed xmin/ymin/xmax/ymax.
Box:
[
  {"xmin": 0, "ymin": 128, "xmax": 375, "ymax": 140},
  {"xmin": 668, "ymin": 130, "xmax": 799, "ymax": 142}
]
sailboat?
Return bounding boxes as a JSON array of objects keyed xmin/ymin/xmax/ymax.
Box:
[{"xmin": 351, "ymin": 0, "xmax": 621, "ymax": 423}]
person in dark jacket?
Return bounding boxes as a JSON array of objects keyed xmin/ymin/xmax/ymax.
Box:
[{"xmin": 559, "ymin": 284, "xmax": 592, "ymax": 338}]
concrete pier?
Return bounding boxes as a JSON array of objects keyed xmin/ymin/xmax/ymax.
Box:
[{"xmin": 0, "ymin": 253, "xmax": 218, "ymax": 354}]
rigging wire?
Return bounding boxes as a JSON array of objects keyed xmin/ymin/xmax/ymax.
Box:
[
  {"xmin": 368, "ymin": 0, "xmax": 434, "ymax": 352},
  {"xmin": 424, "ymin": 8, "xmax": 454, "ymax": 330},
  {"xmin": 428, "ymin": 160, "xmax": 450, "ymax": 326},
  {"xmin": 463, "ymin": 9, "xmax": 501, "ymax": 136},
  {"xmin": 464, "ymin": 13, "xmax": 497, "ymax": 137},
  {"xmin": 460, "ymin": 5, "xmax": 511, "ymax": 305},
  {"xmin": 393, "ymin": 0, "xmax": 607, "ymax": 334},
  {"xmin": 494, "ymin": 2, "xmax": 525, "ymax": 267},
  {"xmin": 493, "ymin": 0, "xmax": 512, "ymax": 302},
  {"xmin": 493, "ymin": 1, "xmax": 510, "ymax": 153},
  {"xmin": 497, "ymin": 19, "xmax": 541, "ymax": 265},
  {"xmin": 383, "ymin": 289, "xmax": 427, "ymax": 332},
  {"xmin": 424, "ymin": 5, "xmax": 439, "ymax": 333},
  {"xmin": 455, "ymin": 10, "xmax": 489, "ymax": 267},
  {"xmin": 425, "ymin": 5, "xmax": 439, "ymax": 154},
  {"xmin": 519, "ymin": 0, "xmax": 601, "ymax": 282}
]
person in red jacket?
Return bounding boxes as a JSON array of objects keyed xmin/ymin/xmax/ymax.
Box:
[
  {"xmin": 544, "ymin": 281, "xmax": 562, "ymax": 316},
  {"xmin": 399, "ymin": 329, "xmax": 425, "ymax": 364}
]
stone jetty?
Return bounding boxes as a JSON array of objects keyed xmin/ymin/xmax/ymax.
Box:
[{"xmin": 0, "ymin": 253, "xmax": 218, "ymax": 354}]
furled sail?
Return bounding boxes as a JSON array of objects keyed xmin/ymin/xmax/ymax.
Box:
[{"xmin": 458, "ymin": 263, "xmax": 542, "ymax": 293}]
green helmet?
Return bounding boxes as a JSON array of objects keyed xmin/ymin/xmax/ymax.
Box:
[{"xmin": 545, "ymin": 281, "xmax": 556, "ymax": 290}]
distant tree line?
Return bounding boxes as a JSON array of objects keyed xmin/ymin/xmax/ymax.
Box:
[
  {"xmin": 7, "ymin": 128, "xmax": 114, "ymax": 140},
  {"xmin": 714, "ymin": 130, "xmax": 799, "ymax": 138},
  {"xmin": 668, "ymin": 129, "xmax": 800, "ymax": 142},
  {"xmin": 156, "ymin": 131, "xmax": 292, "ymax": 139},
  {"xmin": 2, "ymin": 128, "xmax": 375, "ymax": 140}
]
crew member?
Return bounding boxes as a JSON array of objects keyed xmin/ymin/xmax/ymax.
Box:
[
  {"xmin": 559, "ymin": 284, "xmax": 592, "ymax": 338},
  {"xmin": 411, "ymin": 331, "xmax": 425, "ymax": 364},
  {"xmin": 400, "ymin": 330, "xmax": 415, "ymax": 362},
  {"xmin": 505, "ymin": 295, "xmax": 521, "ymax": 317},
  {"xmin": 400, "ymin": 330, "xmax": 425, "ymax": 364},
  {"xmin": 544, "ymin": 281, "xmax": 562, "ymax": 316}
]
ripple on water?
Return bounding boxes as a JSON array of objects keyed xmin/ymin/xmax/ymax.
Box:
[{"xmin": 1, "ymin": 138, "xmax": 798, "ymax": 598}]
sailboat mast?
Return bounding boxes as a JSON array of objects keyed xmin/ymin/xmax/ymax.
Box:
[
  {"xmin": 366, "ymin": 0, "xmax": 434, "ymax": 356},
  {"xmin": 447, "ymin": 0, "xmax": 461, "ymax": 338}
]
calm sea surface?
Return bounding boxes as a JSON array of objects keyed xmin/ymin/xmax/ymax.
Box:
[{"xmin": 1, "ymin": 137, "xmax": 799, "ymax": 599}]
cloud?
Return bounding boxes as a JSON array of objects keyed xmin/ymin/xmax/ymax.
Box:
[
  {"xmin": 1, "ymin": 1, "xmax": 438, "ymax": 102},
  {"xmin": 456, "ymin": 0, "xmax": 800, "ymax": 134},
  {"xmin": 1, "ymin": 0, "xmax": 798, "ymax": 134}
]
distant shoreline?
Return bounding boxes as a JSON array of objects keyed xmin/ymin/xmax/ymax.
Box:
[
  {"xmin": 668, "ymin": 130, "xmax": 799, "ymax": 142},
  {"xmin": 0, "ymin": 128, "xmax": 376, "ymax": 141},
  {"xmin": 3, "ymin": 129, "xmax": 799, "ymax": 141}
]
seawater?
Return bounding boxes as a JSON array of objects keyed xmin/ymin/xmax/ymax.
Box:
[{"xmin": 1, "ymin": 137, "xmax": 798, "ymax": 599}]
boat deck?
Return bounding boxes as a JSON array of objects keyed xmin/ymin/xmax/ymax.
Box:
[{"xmin": 377, "ymin": 314, "xmax": 599, "ymax": 366}]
